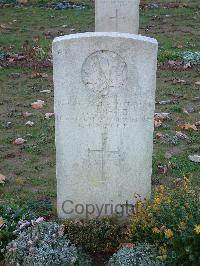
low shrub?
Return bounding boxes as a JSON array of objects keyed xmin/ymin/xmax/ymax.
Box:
[
  {"xmin": 76, "ymin": 250, "xmax": 92, "ymax": 266},
  {"xmin": 182, "ymin": 51, "xmax": 200, "ymax": 65},
  {"xmin": 64, "ymin": 218, "xmax": 124, "ymax": 253},
  {"xmin": 130, "ymin": 177, "xmax": 200, "ymax": 265},
  {"xmin": 158, "ymin": 50, "xmax": 181, "ymax": 63},
  {"xmin": 108, "ymin": 243, "xmax": 161, "ymax": 266},
  {"xmin": 0, "ymin": 200, "xmax": 52, "ymax": 260},
  {"xmin": 0, "ymin": 205, "xmax": 30, "ymax": 260},
  {"xmin": 5, "ymin": 222, "xmax": 91, "ymax": 266},
  {"xmin": 0, "ymin": 0, "xmax": 16, "ymax": 5}
]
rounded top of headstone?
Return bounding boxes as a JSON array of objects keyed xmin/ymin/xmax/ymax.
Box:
[{"xmin": 53, "ymin": 32, "xmax": 158, "ymax": 46}]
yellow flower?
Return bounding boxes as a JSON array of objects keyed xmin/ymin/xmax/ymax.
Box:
[
  {"xmin": 135, "ymin": 201, "xmax": 145, "ymax": 214},
  {"xmin": 194, "ymin": 224, "xmax": 200, "ymax": 235},
  {"xmin": 152, "ymin": 227, "xmax": 160, "ymax": 234},
  {"xmin": 164, "ymin": 229, "xmax": 173, "ymax": 239},
  {"xmin": 183, "ymin": 175, "xmax": 191, "ymax": 190},
  {"xmin": 136, "ymin": 201, "xmax": 143, "ymax": 209},
  {"xmin": 154, "ymin": 197, "xmax": 161, "ymax": 206}
]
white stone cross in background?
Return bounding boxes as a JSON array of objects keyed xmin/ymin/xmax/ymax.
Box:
[{"xmin": 95, "ymin": 0, "xmax": 140, "ymax": 34}]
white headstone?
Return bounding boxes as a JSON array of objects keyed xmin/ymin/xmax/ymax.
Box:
[
  {"xmin": 53, "ymin": 32, "xmax": 158, "ymax": 218},
  {"xmin": 95, "ymin": 0, "xmax": 140, "ymax": 34}
]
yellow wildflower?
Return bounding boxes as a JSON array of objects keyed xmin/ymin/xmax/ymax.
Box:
[
  {"xmin": 136, "ymin": 201, "xmax": 143, "ymax": 209},
  {"xmin": 183, "ymin": 175, "xmax": 191, "ymax": 190},
  {"xmin": 194, "ymin": 224, "xmax": 200, "ymax": 235},
  {"xmin": 154, "ymin": 197, "xmax": 161, "ymax": 206},
  {"xmin": 152, "ymin": 227, "xmax": 160, "ymax": 234},
  {"xmin": 164, "ymin": 229, "xmax": 173, "ymax": 239}
]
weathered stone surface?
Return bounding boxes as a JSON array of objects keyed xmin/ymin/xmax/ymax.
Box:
[
  {"xmin": 95, "ymin": 0, "xmax": 140, "ymax": 34},
  {"xmin": 53, "ymin": 32, "xmax": 158, "ymax": 218}
]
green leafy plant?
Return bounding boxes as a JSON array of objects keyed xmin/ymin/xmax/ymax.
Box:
[
  {"xmin": 158, "ymin": 50, "xmax": 181, "ymax": 63},
  {"xmin": 64, "ymin": 218, "xmax": 124, "ymax": 253},
  {"xmin": 0, "ymin": 205, "xmax": 30, "ymax": 260},
  {"xmin": 76, "ymin": 250, "xmax": 92, "ymax": 266},
  {"xmin": 108, "ymin": 243, "xmax": 161, "ymax": 266},
  {"xmin": 24, "ymin": 199, "xmax": 53, "ymax": 217},
  {"xmin": 130, "ymin": 177, "xmax": 200, "ymax": 265}
]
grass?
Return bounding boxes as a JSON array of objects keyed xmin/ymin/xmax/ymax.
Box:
[
  {"xmin": 0, "ymin": 7, "xmax": 94, "ymax": 52},
  {"xmin": 0, "ymin": 1, "xmax": 200, "ymax": 209}
]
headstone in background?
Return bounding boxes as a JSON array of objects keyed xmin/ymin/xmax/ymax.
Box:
[
  {"xmin": 53, "ymin": 32, "xmax": 158, "ymax": 218},
  {"xmin": 95, "ymin": 0, "xmax": 140, "ymax": 34}
]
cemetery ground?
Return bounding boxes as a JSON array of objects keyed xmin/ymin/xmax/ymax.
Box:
[{"xmin": 0, "ymin": 0, "xmax": 200, "ymax": 265}]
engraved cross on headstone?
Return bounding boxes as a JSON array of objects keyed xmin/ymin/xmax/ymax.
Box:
[
  {"xmin": 88, "ymin": 133, "xmax": 120, "ymax": 181},
  {"xmin": 109, "ymin": 9, "xmax": 126, "ymax": 32},
  {"xmin": 95, "ymin": 0, "xmax": 140, "ymax": 34}
]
